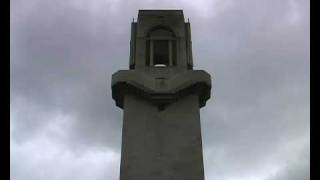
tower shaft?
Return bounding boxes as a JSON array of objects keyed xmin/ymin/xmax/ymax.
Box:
[{"xmin": 120, "ymin": 94, "xmax": 204, "ymax": 180}]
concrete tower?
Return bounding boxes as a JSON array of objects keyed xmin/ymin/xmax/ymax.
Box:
[{"xmin": 112, "ymin": 10, "xmax": 212, "ymax": 180}]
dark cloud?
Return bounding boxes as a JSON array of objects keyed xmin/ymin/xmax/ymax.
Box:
[{"xmin": 11, "ymin": 0, "xmax": 309, "ymax": 179}]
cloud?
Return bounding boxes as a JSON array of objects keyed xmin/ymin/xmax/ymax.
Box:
[
  {"xmin": 10, "ymin": 0, "xmax": 309, "ymax": 179},
  {"xmin": 11, "ymin": 126, "xmax": 120, "ymax": 180},
  {"xmin": 265, "ymin": 138, "xmax": 310, "ymax": 180}
]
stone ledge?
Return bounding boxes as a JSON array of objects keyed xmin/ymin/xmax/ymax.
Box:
[{"xmin": 111, "ymin": 70, "xmax": 212, "ymax": 109}]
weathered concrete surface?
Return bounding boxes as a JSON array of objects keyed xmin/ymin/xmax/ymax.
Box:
[{"xmin": 120, "ymin": 94, "xmax": 204, "ymax": 180}]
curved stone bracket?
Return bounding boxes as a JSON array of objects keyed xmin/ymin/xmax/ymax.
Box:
[{"xmin": 111, "ymin": 70, "xmax": 212, "ymax": 109}]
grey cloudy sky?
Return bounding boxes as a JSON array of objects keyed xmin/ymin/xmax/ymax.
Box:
[{"xmin": 10, "ymin": 0, "xmax": 310, "ymax": 180}]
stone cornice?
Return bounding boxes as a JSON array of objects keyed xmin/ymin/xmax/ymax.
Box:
[{"xmin": 111, "ymin": 70, "xmax": 212, "ymax": 108}]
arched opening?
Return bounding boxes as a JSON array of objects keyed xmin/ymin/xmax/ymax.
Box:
[{"xmin": 146, "ymin": 27, "xmax": 177, "ymax": 67}]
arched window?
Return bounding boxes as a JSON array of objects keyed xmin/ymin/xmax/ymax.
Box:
[{"xmin": 146, "ymin": 27, "xmax": 177, "ymax": 67}]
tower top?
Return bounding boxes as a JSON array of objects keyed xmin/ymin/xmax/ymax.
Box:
[
  {"xmin": 129, "ymin": 9, "xmax": 193, "ymax": 70},
  {"xmin": 138, "ymin": 9, "xmax": 184, "ymax": 19},
  {"xmin": 112, "ymin": 10, "xmax": 211, "ymax": 109}
]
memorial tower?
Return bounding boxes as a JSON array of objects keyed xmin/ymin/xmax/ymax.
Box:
[{"xmin": 111, "ymin": 10, "xmax": 212, "ymax": 180}]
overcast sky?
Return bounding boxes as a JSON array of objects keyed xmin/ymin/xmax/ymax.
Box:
[{"xmin": 10, "ymin": 0, "xmax": 310, "ymax": 180}]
